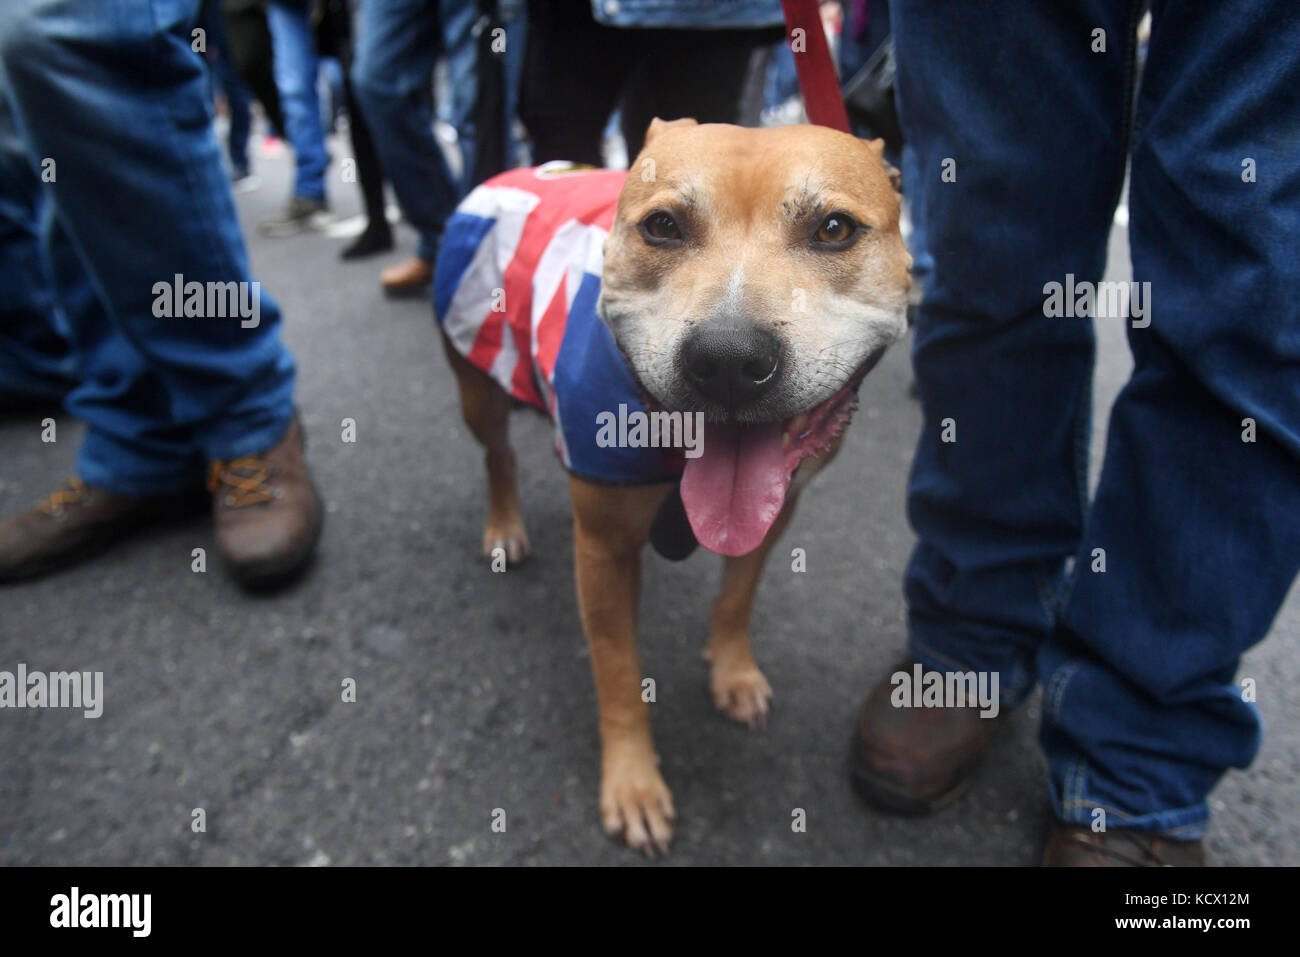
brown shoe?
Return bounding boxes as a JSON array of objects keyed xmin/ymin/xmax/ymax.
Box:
[
  {"xmin": 209, "ymin": 416, "xmax": 322, "ymax": 589},
  {"xmin": 1043, "ymin": 823, "xmax": 1206, "ymax": 866},
  {"xmin": 850, "ymin": 659, "xmax": 1001, "ymax": 815},
  {"xmin": 380, "ymin": 255, "xmax": 433, "ymax": 298},
  {"xmin": 0, "ymin": 477, "xmax": 204, "ymax": 583}
]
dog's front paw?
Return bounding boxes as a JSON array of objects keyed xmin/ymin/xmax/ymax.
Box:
[
  {"xmin": 482, "ymin": 517, "xmax": 529, "ymax": 565},
  {"xmin": 600, "ymin": 755, "xmax": 675, "ymax": 856},
  {"xmin": 710, "ymin": 656, "xmax": 773, "ymax": 728}
]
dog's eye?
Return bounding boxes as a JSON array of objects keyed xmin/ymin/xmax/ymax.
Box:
[
  {"xmin": 815, "ymin": 214, "xmax": 857, "ymax": 244},
  {"xmin": 640, "ymin": 212, "xmax": 682, "ymax": 243}
]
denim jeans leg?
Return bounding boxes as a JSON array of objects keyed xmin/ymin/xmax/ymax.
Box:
[
  {"xmin": 0, "ymin": 89, "xmax": 74, "ymax": 401},
  {"xmin": 45, "ymin": 208, "xmax": 207, "ymax": 493},
  {"xmin": 440, "ymin": 0, "xmax": 480, "ymax": 190},
  {"xmin": 500, "ymin": 10, "xmax": 526, "ymax": 169},
  {"xmin": 891, "ymin": 0, "xmax": 1135, "ymax": 709},
  {"xmin": 1039, "ymin": 0, "xmax": 1300, "ymax": 838},
  {"xmin": 266, "ymin": 0, "xmax": 329, "ymax": 201},
  {"xmin": 353, "ymin": 0, "xmax": 461, "ymax": 263},
  {"xmin": 899, "ymin": 144, "xmax": 932, "ymax": 288},
  {"xmin": 224, "ymin": 67, "xmax": 254, "ymax": 175},
  {"xmin": 0, "ymin": 0, "xmax": 297, "ymax": 491}
]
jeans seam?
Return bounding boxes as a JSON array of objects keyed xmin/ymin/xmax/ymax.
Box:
[
  {"xmin": 1059, "ymin": 794, "xmax": 1210, "ymax": 835},
  {"xmin": 1031, "ymin": 560, "xmax": 1058, "ymax": 626},
  {"xmin": 1045, "ymin": 660, "xmax": 1080, "ymax": 719}
]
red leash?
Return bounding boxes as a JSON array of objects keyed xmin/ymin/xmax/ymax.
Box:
[{"xmin": 780, "ymin": 0, "xmax": 851, "ymax": 133}]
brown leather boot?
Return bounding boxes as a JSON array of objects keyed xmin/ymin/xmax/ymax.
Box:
[
  {"xmin": 380, "ymin": 255, "xmax": 433, "ymax": 298},
  {"xmin": 0, "ymin": 477, "xmax": 204, "ymax": 583},
  {"xmin": 851, "ymin": 659, "xmax": 1002, "ymax": 814},
  {"xmin": 209, "ymin": 416, "xmax": 322, "ymax": 589},
  {"xmin": 1043, "ymin": 823, "xmax": 1206, "ymax": 866}
]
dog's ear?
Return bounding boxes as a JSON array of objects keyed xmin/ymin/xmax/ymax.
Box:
[
  {"xmin": 882, "ymin": 158, "xmax": 903, "ymax": 195},
  {"xmin": 644, "ymin": 116, "xmax": 698, "ymax": 147},
  {"xmin": 864, "ymin": 136, "xmax": 903, "ymax": 195}
]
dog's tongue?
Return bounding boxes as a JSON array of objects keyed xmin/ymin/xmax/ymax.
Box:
[{"xmin": 681, "ymin": 421, "xmax": 790, "ymax": 557}]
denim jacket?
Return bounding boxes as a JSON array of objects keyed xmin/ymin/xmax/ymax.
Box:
[{"xmin": 590, "ymin": 0, "xmax": 786, "ymax": 30}]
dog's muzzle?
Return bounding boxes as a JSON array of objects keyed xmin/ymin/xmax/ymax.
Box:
[{"xmin": 680, "ymin": 319, "xmax": 782, "ymax": 412}]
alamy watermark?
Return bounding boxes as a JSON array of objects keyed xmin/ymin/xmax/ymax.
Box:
[
  {"xmin": 50, "ymin": 887, "xmax": 150, "ymax": 937},
  {"xmin": 595, "ymin": 404, "xmax": 704, "ymax": 458},
  {"xmin": 0, "ymin": 664, "xmax": 103, "ymax": 718},
  {"xmin": 152, "ymin": 273, "xmax": 261, "ymax": 328},
  {"xmin": 890, "ymin": 663, "xmax": 999, "ymax": 718},
  {"xmin": 1043, "ymin": 273, "xmax": 1150, "ymax": 328}
]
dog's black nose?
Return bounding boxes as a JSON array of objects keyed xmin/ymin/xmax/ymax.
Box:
[{"xmin": 681, "ymin": 321, "xmax": 781, "ymax": 406}]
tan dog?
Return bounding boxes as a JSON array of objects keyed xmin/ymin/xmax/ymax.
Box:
[{"xmin": 439, "ymin": 120, "xmax": 911, "ymax": 853}]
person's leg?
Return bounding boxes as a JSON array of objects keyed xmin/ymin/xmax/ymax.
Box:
[
  {"xmin": 0, "ymin": 89, "xmax": 73, "ymax": 403},
  {"xmin": 894, "ymin": 0, "xmax": 1130, "ymax": 700},
  {"xmin": 0, "ymin": 0, "xmax": 319, "ymax": 587},
  {"xmin": 772, "ymin": 36, "xmax": 800, "ymax": 104},
  {"xmin": 499, "ymin": 1, "xmax": 525, "ymax": 169},
  {"xmin": 439, "ymin": 0, "xmax": 480, "ymax": 190},
  {"xmin": 201, "ymin": 0, "xmax": 253, "ymax": 175},
  {"xmin": 0, "ymin": 0, "xmax": 296, "ymax": 490},
  {"xmin": 319, "ymin": 54, "xmax": 344, "ymax": 133},
  {"xmin": 466, "ymin": 3, "xmax": 504, "ymax": 185},
  {"xmin": 851, "ymin": 0, "xmax": 1131, "ymax": 814},
  {"xmin": 222, "ymin": 62, "xmax": 254, "ymax": 176},
  {"xmin": 266, "ymin": 0, "xmax": 328, "ymax": 198},
  {"xmin": 352, "ymin": 0, "xmax": 458, "ymax": 266},
  {"xmin": 339, "ymin": 58, "xmax": 394, "ymax": 259},
  {"xmin": 619, "ymin": 27, "xmax": 780, "ymax": 159},
  {"xmin": 899, "ymin": 143, "xmax": 931, "ymax": 289},
  {"xmin": 1038, "ymin": 0, "xmax": 1300, "ymax": 844},
  {"xmin": 225, "ymin": 4, "xmax": 286, "ymax": 137},
  {"xmin": 518, "ymin": 0, "xmax": 626, "ymax": 166}
]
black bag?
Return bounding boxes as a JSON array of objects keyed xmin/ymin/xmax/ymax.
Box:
[{"xmin": 842, "ymin": 38, "xmax": 903, "ymax": 155}]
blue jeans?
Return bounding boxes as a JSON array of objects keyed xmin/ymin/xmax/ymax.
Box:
[
  {"xmin": 899, "ymin": 143, "xmax": 932, "ymax": 287},
  {"xmin": 352, "ymin": 0, "xmax": 472, "ymax": 263},
  {"xmin": 266, "ymin": 0, "xmax": 329, "ymax": 201},
  {"xmin": 763, "ymin": 40, "xmax": 799, "ymax": 110},
  {"xmin": 0, "ymin": 0, "xmax": 296, "ymax": 496},
  {"xmin": 439, "ymin": 0, "xmax": 479, "ymax": 188},
  {"xmin": 0, "ymin": 90, "xmax": 74, "ymax": 401},
  {"xmin": 892, "ymin": 0, "xmax": 1300, "ymax": 837},
  {"xmin": 591, "ymin": 0, "xmax": 783, "ymax": 29}
]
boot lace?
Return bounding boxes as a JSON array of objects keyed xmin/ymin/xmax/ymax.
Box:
[
  {"xmin": 208, "ymin": 456, "xmax": 277, "ymax": 508},
  {"xmin": 35, "ymin": 477, "xmax": 92, "ymax": 517}
]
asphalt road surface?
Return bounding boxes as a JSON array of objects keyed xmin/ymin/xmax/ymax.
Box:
[{"xmin": 1, "ymin": 139, "xmax": 1296, "ymax": 866}]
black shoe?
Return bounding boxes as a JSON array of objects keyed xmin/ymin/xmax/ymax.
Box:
[{"xmin": 340, "ymin": 224, "xmax": 394, "ymax": 260}]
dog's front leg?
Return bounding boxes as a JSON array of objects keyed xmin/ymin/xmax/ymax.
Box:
[
  {"xmin": 570, "ymin": 477, "xmax": 676, "ymax": 855},
  {"xmin": 707, "ymin": 496, "xmax": 799, "ymax": 727}
]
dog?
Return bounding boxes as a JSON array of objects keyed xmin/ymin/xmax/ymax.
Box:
[{"xmin": 434, "ymin": 119, "xmax": 911, "ymax": 853}]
